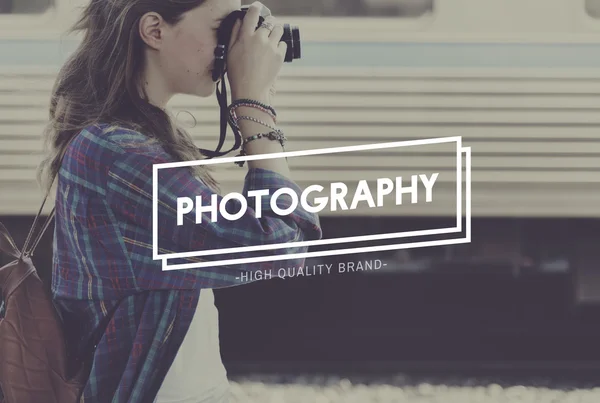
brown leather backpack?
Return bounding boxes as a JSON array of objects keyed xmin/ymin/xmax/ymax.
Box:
[{"xmin": 0, "ymin": 138, "xmax": 87, "ymax": 403}]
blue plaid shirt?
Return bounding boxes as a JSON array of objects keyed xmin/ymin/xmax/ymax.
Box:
[{"xmin": 50, "ymin": 124, "xmax": 322, "ymax": 403}]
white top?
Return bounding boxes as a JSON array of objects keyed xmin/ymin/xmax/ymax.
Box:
[{"xmin": 154, "ymin": 289, "xmax": 230, "ymax": 403}]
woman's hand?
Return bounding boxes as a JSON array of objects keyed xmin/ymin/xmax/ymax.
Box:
[
  {"xmin": 224, "ymin": 2, "xmax": 290, "ymax": 176},
  {"xmin": 226, "ymin": 1, "xmax": 287, "ymax": 105}
]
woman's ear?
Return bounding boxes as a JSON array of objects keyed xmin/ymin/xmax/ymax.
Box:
[{"xmin": 139, "ymin": 12, "xmax": 165, "ymax": 50}]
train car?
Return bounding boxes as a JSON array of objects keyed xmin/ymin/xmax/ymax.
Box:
[
  {"xmin": 1, "ymin": 0, "xmax": 600, "ymax": 368},
  {"xmin": 2, "ymin": 0, "xmax": 599, "ymax": 212}
]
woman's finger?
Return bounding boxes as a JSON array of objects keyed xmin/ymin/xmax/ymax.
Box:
[
  {"xmin": 277, "ymin": 41, "xmax": 288, "ymax": 60},
  {"xmin": 256, "ymin": 15, "xmax": 276, "ymax": 39},
  {"xmin": 269, "ymin": 23, "xmax": 284, "ymax": 46},
  {"xmin": 240, "ymin": 2, "xmax": 262, "ymax": 38}
]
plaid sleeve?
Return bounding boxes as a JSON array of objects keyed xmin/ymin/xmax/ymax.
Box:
[{"xmin": 106, "ymin": 149, "xmax": 323, "ymax": 290}]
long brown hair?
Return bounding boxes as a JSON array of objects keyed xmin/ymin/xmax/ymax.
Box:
[{"xmin": 37, "ymin": 0, "xmax": 219, "ymax": 193}]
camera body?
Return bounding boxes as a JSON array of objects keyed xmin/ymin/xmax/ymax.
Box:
[{"xmin": 211, "ymin": 5, "xmax": 301, "ymax": 82}]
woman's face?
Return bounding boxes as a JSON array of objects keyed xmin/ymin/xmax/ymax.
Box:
[{"xmin": 157, "ymin": 0, "xmax": 241, "ymax": 98}]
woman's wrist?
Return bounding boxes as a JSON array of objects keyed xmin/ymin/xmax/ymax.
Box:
[
  {"xmin": 231, "ymin": 91, "xmax": 271, "ymax": 106},
  {"xmin": 228, "ymin": 97, "xmax": 290, "ymax": 175}
]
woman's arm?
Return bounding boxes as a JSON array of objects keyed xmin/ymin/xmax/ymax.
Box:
[{"xmin": 105, "ymin": 134, "xmax": 322, "ymax": 290}]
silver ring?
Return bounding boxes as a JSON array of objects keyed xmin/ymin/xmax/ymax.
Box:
[{"xmin": 260, "ymin": 22, "xmax": 274, "ymax": 32}]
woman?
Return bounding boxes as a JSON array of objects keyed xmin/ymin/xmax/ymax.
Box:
[{"xmin": 37, "ymin": 0, "xmax": 322, "ymax": 402}]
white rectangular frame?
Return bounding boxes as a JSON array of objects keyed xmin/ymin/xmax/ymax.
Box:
[{"xmin": 153, "ymin": 137, "xmax": 471, "ymax": 270}]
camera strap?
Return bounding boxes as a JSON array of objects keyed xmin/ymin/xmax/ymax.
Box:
[
  {"xmin": 197, "ymin": 10, "xmax": 246, "ymax": 159},
  {"xmin": 196, "ymin": 71, "xmax": 242, "ymax": 159}
]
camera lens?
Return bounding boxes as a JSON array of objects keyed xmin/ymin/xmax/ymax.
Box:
[{"xmin": 282, "ymin": 24, "xmax": 301, "ymax": 63}]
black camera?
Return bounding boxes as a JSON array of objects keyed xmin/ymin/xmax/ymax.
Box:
[{"xmin": 211, "ymin": 4, "xmax": 301, "ymax": 82}]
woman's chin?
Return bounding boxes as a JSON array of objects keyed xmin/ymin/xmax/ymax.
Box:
[
  {"xmin": 177, "ymin": 76, "xmax": 220, "ymax": 98},
  {"xmin": 187, "ymin": 83, "xmax": 216, "ymax": 98}
]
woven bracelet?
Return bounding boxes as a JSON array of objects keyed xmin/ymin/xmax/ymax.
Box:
[
  {"xmin": 242, "ymin": 130, "xmax": 287, "ymax": 148},
  {"xmin": 235, "ymin": 115, "xmax": 278, "ymax": 132},
  {"xmin": 230, "ymin": 103, "xmax": 277, "ymax": 123},
  {"xmin": 235, "ymin": 130, "xmax": 288, "ymax": 167}
]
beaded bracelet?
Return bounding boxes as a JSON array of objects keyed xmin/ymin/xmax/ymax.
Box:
[
  {"xmin": 227, "ymin": 112, "xmax": 276, "ymax": 135},
  {"xmin": 229, "ymin": 98, "xmax": 276, "ymax": 120},
  {"xmin": 229, "ymin": 103, "xmax": 277, "ymax": 124},
  {"xmin": 228, "ymin": 99, "xmax": 277, "ymax": 130},
  {"xmin": 243, "ymin": 130, "xmax": 287, "ymax": 148},
  {"xmin": 235, "ymin": 130, "xmax": 288, "ymax": 167},
  {"xmin": 235, "ymin": 115, "xmax": 278, "ymax": 132}
]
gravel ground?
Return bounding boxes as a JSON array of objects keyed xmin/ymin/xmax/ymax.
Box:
[{"xmin": 227, "ymin": 373, "xmax": 600, "ymax": 403}]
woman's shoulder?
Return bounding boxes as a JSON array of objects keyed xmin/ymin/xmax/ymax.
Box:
[{"xmin": 71, "ymin": 123, "xmax": 171, "ymax": 163}]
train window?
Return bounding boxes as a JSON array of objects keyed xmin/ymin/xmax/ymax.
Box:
[
  {"xmin": 586, "ymin": 0, "xmax": 600, "ymax": 18},
  {"xmin": 264, "ymin": 0, "xmax": 434, "ymax": 17},
  {"xmin": 0, "ymin": 0, "xmax": 53, "ymax": 14}
]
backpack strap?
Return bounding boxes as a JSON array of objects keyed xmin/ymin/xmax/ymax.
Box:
[
  {"xmin": 20, "ymin": 134, "xmax": 78, "ymax": 260},
  {"xmin": 0, "ymin": 222, "xmax": 20, "ymax": 260}
]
